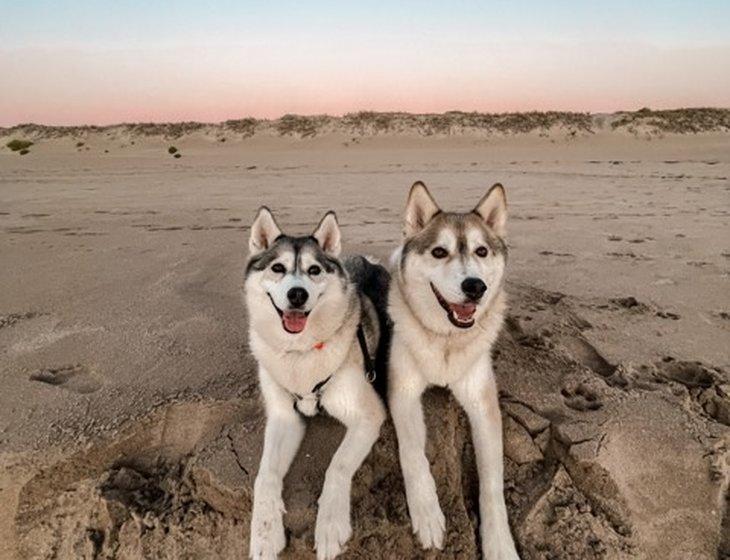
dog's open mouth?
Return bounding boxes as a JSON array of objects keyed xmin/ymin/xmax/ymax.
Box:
[
  {"xmin": 430, "ymin": 283, "xmax": 476, "ymax": 329},
  {"xmin": 268, "ymin": 294, "xmax": 309, "ymax": 334}
]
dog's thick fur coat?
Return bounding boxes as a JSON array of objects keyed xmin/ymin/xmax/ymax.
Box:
[
  {"xmin": 245, "ymin": 208, "xmax": 386, "ymax": 560},
  {"xmin": 388, "ymin": 182, "xmax": 520, "ymax": 559}
]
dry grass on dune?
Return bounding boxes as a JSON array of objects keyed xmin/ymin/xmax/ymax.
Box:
[
  {"xmin": 274, "ymin": 114, "xmax": 333, "ymax": 137},
  {"xmin": 124, "ymin": 121, "xmax": 208, "ymax": 138},
  {"xmin": 2, "ymin": 108, "xmax": 729, "ymax": 141},
  {"xmin": 611, "ymin": 107, "xmax": 730, "ymax": 134},
  {"xmin": 342, "ymin": 110, "xmax": 594, "ymax": 135},
  {"xmin": 222, "ymin": 118, "xmax": 259, "ymax": 138}
]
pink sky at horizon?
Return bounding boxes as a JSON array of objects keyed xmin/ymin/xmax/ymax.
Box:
[
  {"xmin": 3, "ymin": 2, "xmax": 730, "ymax": 127},
  {"xmin": 4, "ymin": 43, "xmax": 729, "ymax": 126}
]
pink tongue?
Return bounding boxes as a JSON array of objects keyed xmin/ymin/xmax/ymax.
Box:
[
  {"xmin": 282, "ymin": 311, "xmax": 307, "ymax": 333},
  {"xmin": 450, "ymin": 302, "xmax": 476, "ymax": 322}
]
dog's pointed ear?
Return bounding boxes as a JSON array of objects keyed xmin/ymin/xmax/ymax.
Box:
[
  {"xmin": 249, "ymin": 206, "xmax": 282, "ymax": 255},
  {"xmin": 405, "ymin": 181, "xmax": 440, "ymax": 237},
  {"xmin": 473, "ymin": 183, "xmax": 507, "ymax": 236},
  {"xmin": 312, "ymin": 211, "xmax": 341, "ymax": 257}
]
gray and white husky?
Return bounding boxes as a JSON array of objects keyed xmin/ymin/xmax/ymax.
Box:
[
  {"xmin": 244, "ymin": 207, "xmax": 387, "ymax": 560},
  {"xmin": 388, "ymin": 182, "xmax": 520, "ymax": 559}
]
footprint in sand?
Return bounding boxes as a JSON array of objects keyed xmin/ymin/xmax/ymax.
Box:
[
  {"xmin": 653, "ymin": 359, "xmax": 728, "ymax": 425},
  {"xmin": 655, "ymin": 310, "xmax": 681, "ymax": 320},
  {"xmin": 606, "ymin": 251, "xmax": 652, "ymax": 261},
  {"xmin": 561, "ymin": 382, "xmax": 603, "ymax": 411},
  {"xmin": 539, "ymin": 250, "xmax": 574, "ymax": 257},
  {"xmin": 609, "ymin": 296, "xmax": 649, "ymax": 312},
  {"xmin": 29, "ymin": 364, "xmax": 102, "ymax": 394},
  {"xmin": 0, "ymin": 312, "xmax": 43, "ymax": 329},
  {"xmin": 557, "ymin": 335, "xmax": 616, "ymax": 378},
  {"xmin": 655, "ymin": 359, "xmax": 716, "ymax": 389}
]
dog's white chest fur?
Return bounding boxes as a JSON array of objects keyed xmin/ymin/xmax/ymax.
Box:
[
  {"xmin": 249, "ymin": 326, "xmax": 356, "ymax": 397},
  {"xmin": 390, "ymin": 286, "xmax": 505, "ymax": 386}
]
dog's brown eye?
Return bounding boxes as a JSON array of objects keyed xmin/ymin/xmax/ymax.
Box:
[
  {"xmin": 431, "ymin": 247, "xmax": 448, "ymax": 259},
  {"xmin": 308, "ymin": 265, "xmax": 322, "ymax": 276},
  {"xmin": 271, "ymin": 263, "xmax": 286, "ymax": 274},
  {"xmin": 475, "ymin": 246, "xmax": 489, "ymax": 258}
]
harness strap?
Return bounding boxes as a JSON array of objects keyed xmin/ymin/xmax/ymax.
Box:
[
  {"xmin": 292, "ymin": 374, "xmax": 331, "ymax": 416},
  {"xmin": 291, "ymin": 322, "xmax": 376, "ymax": 416},
  {"xmin": 356, "ymin": 323, "xmax": 377, "ymax": 383},
  {"xmin": 292, "ymin": 375, "xmax": 331, "ymax": 402}
]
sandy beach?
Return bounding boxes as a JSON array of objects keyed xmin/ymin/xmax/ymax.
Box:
[{"xmin": 1, "ymin": 111, "xmax": 728, "ymax": 559}]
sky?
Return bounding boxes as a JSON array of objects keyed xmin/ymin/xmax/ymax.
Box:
[{"xmin": 1, "ymin": 1, "xmax": 729, "ymax": 126}]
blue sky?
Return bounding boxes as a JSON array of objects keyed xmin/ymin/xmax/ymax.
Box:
[
  {"xmin": 1, "ymin": 1, "xmax": 729, "ymax": 125},
  {"xmin": 4, "ymin": 1, "xmax": 729, "ymax": 46}
]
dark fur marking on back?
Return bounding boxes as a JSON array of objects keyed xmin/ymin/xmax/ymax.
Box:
[{"xmin": 344, "ymin": 256, "xmax": 391, "ymax": 399}]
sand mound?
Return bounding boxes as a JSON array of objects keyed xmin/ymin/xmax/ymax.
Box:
[{"xmin": 9, "ymin": 284, "xmax": 727, "ymax": 559}]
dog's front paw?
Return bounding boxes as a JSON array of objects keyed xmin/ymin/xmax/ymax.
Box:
[
  {"xmin": 315, "ymin": 491, "xmax": 352, "ymax": 560},
  {"xmin": 407, "ymin": 486, "xmax": 445, "ymax": 550},
  {"xmin": 482, "ymin": 534, "xmax": 520, "ymax": 560},
  {"xmin": 249, "ymin": 494, "xmax": 286, "ymax": 560}
]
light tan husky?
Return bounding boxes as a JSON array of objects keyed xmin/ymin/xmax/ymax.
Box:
[{"xmin": 387, "ymin": 182, "xmax": 519, "ymax": 559}]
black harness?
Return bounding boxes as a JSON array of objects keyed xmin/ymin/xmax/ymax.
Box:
[{"xmin": 292, "ymin": 323, "xmax": 376, "ymax": 416}]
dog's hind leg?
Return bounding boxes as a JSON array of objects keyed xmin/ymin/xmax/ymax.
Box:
[
  {"xmin": 317, "ymin": 368, "xmax": 386, "ymax": 560},
  {"xmin": 250, "ymin": 368, "xmax": 306, "ymax": 560},
  {"xmin": 388, "ymin": 353, "xmax": 446, "ymax": 550},
  {"xmin": 451, "ymin": 359, "xmax": 520, "ymax": 560}
]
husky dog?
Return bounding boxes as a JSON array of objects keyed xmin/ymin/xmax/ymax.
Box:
[
  {"xmin": 388, "ymin": 182, "xmax": 520, "ymax": 559},
  {"xmin": 244, "ymin": 207, "xmax": 387, "ymax": 560}
]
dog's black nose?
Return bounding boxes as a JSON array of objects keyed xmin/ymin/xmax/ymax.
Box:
[
  {"xmin": 461, "ymin": 277, "xmax": 487, "ymax": 301},
  {"xmin": 287, "ymin": 287, "xmax": 309, "ymax": 308}
]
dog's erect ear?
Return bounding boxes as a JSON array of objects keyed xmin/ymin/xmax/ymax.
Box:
[
  {"xmin": 405, "ymin": 181, "xmax": 440, "ymax": 237},
  {"xmin": 473, "ymin": 183, "xmax": 507, "ymax": 237},
  {"xmin": 312, "ymin": 211, "xmax": 341, "ymax": 257},
  {"xmin": 249, "ymin": 206, "xmax": 282, "ymax": 255}
]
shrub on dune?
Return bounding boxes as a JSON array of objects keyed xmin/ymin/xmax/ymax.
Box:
[{"xmin": 7, "ymin": 139, "xmax": 34, "ymax": 152}]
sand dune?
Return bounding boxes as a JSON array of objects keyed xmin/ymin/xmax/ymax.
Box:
[
  {"xmin": 0, "ymin": 111, "xmax": 728, "ymax": 559},
  {"xmin": 3, "ymin": 108, "xmax": 730, "ymax": 143}
]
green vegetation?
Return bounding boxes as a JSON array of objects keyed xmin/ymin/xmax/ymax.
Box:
[
  {"xmin": 168, "ymin": 146, "xmax": 178, "ymax": 154},
  {"xmin": 6, "ymin": 139, "xmax": 34, "ymax": 151},
  {"xmin": 19, "ymin": 149, "xmax": 30, "ymax": 155},
  {"xmin": 173, "ymin": 153, "xmax": 181, "ymax": 159},
  {"xmin": 76, "ymin": 141, "xmax": 85, "ymax": 147}
]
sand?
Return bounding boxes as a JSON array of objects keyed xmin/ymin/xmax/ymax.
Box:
[{"xmin": 0, "ymin": 112, "xmax": 728, "ymax": 559}]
